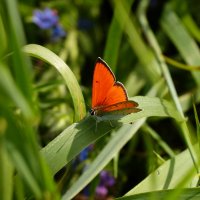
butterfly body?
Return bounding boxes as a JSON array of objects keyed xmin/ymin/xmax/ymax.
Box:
[{"xmin": 90, "ymin": 57, "xmax": 141, "ymax": 119}]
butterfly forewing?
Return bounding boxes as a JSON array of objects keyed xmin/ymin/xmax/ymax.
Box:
[
  {"xmin": 92, "ymin": 58, "xmax": 115, "ymax": 108},
  {"xmin": 92, "ymin": 58, "xmax": 128, "ymax": 108}
]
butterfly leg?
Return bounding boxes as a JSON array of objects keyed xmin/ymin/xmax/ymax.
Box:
[
  {"xmin": 95, "ymin": 119, "xmax": 98, "ymax": 133},
  {"xmin": 109, "ymin": 120, "xmax": 114, "ymax": 128},
  {"xmin": 93, "ymin": 115, "xmax": 99, "ymax": 133}
]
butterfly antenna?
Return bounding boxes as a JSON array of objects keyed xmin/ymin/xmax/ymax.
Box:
[
  {"xmin": 95, "ymin": 119, "xmax": 98, "ymax": 133},
  {"xmin": 86, "ymin": 103, "xmax": 90, "ymax": 111},
  {"xmin": 109, "ymin": 120, "xmax": 114, "ymax": 128}
]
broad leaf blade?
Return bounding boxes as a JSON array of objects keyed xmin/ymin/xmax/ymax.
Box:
[{"xmin": 117, "ymin": 188, "xmax": 200, "ymax": 200}]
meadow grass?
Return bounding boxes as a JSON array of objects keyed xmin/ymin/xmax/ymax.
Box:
[{"xmin": 1, "ymin": 0, "xmax": 200, "ymax": 199}]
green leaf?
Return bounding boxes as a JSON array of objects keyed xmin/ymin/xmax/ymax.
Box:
[
  {"xmin": 23, "ymin": 44, "xmax": 86, "ymax": 121},
  {"xmin": 60, "ymin": 96, "xmax": 184, "ymax": 199},
  {"xmin": 0, "ymin": 64, "xmax": 34, "ymax": 119},
  {"xmin": 61, "ymin": 120, "xmax": 146, "ymax": 200},
  {"xmin": 42, "ymin": 96, "xmax": 182, "ymax": 174},
  {"xmin": 161, "ymin": 7, "xmax": 200, "ymax": 85},
  {"xmin": 113, "ymin": 0, "xmax": 161, "ymax": 83},
  {"xmin": 122, "ymin": 96, "xmax": 183, "ymax": 122},
  {"xmin": 5, "ymin": 0, "xmax": 34, "ymax": 103},
  {"xmin": 103, "ymin": 0, "xmax": 134, "ymax": 72},
  {"xmin": 116, "ymin": 188, "xmax": 200, "ymax": 200},
  {"xmin": 193, "ymin": 103, "xmax": 200, "ymax": 154},
  {"xmin": 0, "ymin": 119, "xmax": 14, "ymax": 200},
  {"xmin": 125, "ymin": 145, "xmax": 199, "ymax": 196}
]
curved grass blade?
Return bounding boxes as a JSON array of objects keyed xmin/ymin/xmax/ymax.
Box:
[
  {"xmin": 164, "ymin": 55, "xmax": 200, "ymax": 71},
  {"xmin": 23, "ymin": 44, "xmax": 86, "ymax": 121}
]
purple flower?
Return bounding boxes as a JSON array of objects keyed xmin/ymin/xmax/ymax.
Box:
[
  {"xmin": 79, "ymin": 147, "xmax": 90, "ymax": 161},
  {"xmin": 95, "ymin": 170, "xmax": 115, "ymax": 198},
  {"xmin": 99, "ymin": 171, "xmax": 115, "ymax": 187},
  {"xmin": 51, "ymin": 25, "xmax": 66, "ymax": 41},
  {"xmin": 96, "ymin": 185, "xmax": 108, "ymax": 197},
  {"xmin": 78, "ymin": 145, "xmax": 93, "ymax": 162},
  {"xmin": 33, "ymin": 8, "xmax": 58, "ymax": 29}
]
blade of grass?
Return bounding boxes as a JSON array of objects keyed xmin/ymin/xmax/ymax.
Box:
[
  {"xmin": 0, "ymin": 118, "xmax": 14, "ymax": 200},
  {"xmin": 180, "ymin": 90, "xmax": 200, "ymax": 113},
  {"xmin": 0, "ymin": 63, "xmax": 34, "ymax": 120},
  {"xmin": 161, "ymin": 5, "xmax": 200, "ymax": 86},
  {"xmin": 5, "ymin": 0, "xmax": 35, "ymax": 104},
  {"xmin": 0, "ymin": 102, "xmax": 57, "ymax": 199},
  {"xmin": 6, "ymin": 143, "xmax": 42, "ymax": 198},
  {"xmin": 193, "ymin": 103, "xmax": 200, "ymax": 154},
  {"xmin": 103, "ymin": 0, "xmax": 134, "ymax": 71},
  {"xmin": 42, "ymin": 95, "xmax": 183, "ymax": 175},
  {"xmin": 137, "ymin": 0, "xmax": 199, "ymax": 173},
  {"xmin": 61, "ymin": 120, "xmax": 146, "ymax": 200},
  {"xmin": 182, "ymin": 13, "xmax": 200, "ymax": 42},
  {"xmin": 142, "ymin": 124, "xmax": 175, "ymax": 158},
  {"xmin": 43, "ymin": 81, "xmax": 181, "ymax": 199},
  {"xmin": 117, "ymin": 188, "xmax": 200, "ymax": 200},
  {"xmin": 163, "ymin": 55, "xmax": 200, "ymax": 71},
  {"xmin": 23, "ymin": 44, "xmax": 86, "ymax": 121},
  {"xmin": 0, "ymin": 15, "xmax": 7, "ymax": 56},
  {"xmin": 60, "ymin": 94, "xmax": 184, "ymax": 199},
  {"xmin": 112, "ymin": 0, "xmax": 161, "ymax": 83},
  {"xmin": 125, "ymin": 144, "xmax": 199, "ymax": 196},
  {"xmin": 58, "ymin": 80, "xmax": 163, "ymax": 198}
]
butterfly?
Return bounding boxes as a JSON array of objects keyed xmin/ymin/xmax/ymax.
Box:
[{"xmin": 90, "ymin": 57, "xmax": 141, "ymax": 119}]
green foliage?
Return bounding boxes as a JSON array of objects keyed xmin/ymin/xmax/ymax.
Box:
[{"xmin": 1, "ymin": 0, "xmax": 200, "ymax": 199}]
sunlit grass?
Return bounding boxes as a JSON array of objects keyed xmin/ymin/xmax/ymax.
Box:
[{"xmin": 1, "ymin": 0, "xmax": 200, "ymax": 199}]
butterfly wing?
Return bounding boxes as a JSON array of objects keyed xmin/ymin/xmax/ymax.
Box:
[
  {"xmin": 94, "ymin": 100, "xmax": 141, "ymax": 116},
  {"xmin": 102, "ymin": 82, "xmax": 128, "ymax": 106},
  {"xmin": 92, "ymin": 58, "xmax": 128, "ymax": 108}
]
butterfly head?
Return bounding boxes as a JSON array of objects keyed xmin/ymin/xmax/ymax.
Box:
[{"xmin": 89, "ymin": 108, "xmax": 95, "ymax": 116}]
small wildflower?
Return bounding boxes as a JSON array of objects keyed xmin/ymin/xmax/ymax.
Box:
[
  {"xmin": 95, "ymin": 170, "xmax": 115, "ymax": 198},
  {"xmin": 99, "ymin": 171, "xmax": 115, "ymax": 187},
  {"xmin": 96, "ymin": 185, "xmax": 108, "ymax": 198},
  {"xmin": 51, "ymin": 25, "xmax": 66, "ymax": 41},
  {"xmin": 79, "ymin": 145, "xmax": 93, "ymax": 162},
  {"xmin": 33, "ymin": 8, "xmax": 58, "ymax": 29}
]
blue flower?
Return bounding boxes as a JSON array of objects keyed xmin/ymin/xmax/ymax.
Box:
[
  {"xmin": 33, "ymin": 8, "xmax": 58, "ymax": 29},
  {"xmin": 78, "ymin": 145, "xmax": 93, "ymax": 161},
  {"xmin": 51, "ymin": 25, "xmax": 66, "ymax": 41},
  {"xmin": 95, "ymin": 170, "xmax": 115, "ymax": 198},
  {"xmin": 99, "ymin": 170, "xmax": 115, "ymax": 187}
]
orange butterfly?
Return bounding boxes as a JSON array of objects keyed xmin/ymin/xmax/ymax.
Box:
[{"xmin": 90, "ymin": 57, "xmax": 141, "ymax": 118}]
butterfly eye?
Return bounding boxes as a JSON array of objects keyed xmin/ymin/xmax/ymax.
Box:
[{"xmin": 89, "ymin": 108, "xmax": 95, "ymax": 115}]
